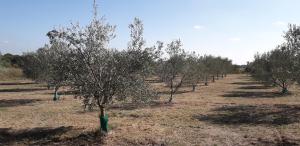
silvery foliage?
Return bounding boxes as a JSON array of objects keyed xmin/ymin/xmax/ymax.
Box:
[
  {"xmin": 219, "ymin": 58, "xmax": 233, "ymax": 77},
  {"xmin": 184, "ymin": 52, "xmax": 206, "ymax": 91},
  {"xmin": 250, "ymin": 53, "xmax": 273, "ymax": 85},
  {"xmin": 127, "ymin": 18, "xmax": 163, "ymax": 76},
  {"xmin": 38, "ymin": 43, "xmax": 71, "ymax": 89},
  {"xmin": 269, "ymin": 45, "xmax": 295, "ymax": 92},
  {"xmin": 250, "ymin": 24, "xmax": 300, "ymax": 93},
  {"xmin": 200, "ymin": 55, "xmax": 216, "ymax": 82},
  {"xmin": 21, "ymin": 43, "xmax": 70, "ymax": 93},
  {"xmin": 47, "ymin": 16, "xmax": 157, "ymax": 110},
  {"xmin": 251, "ymin": 45, "xmax": 294, "ymax": 93},
  {"xmin": 161, "ymin": 40, "xmax": 187, "ymax": 102},
  {"xmin": 284, "ymin": 24, "xmax": 300, "ymax": 84}
]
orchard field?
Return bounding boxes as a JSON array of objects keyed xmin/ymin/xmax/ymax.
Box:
[
  {"xmin": 3, "ymin": 0, "xmax": 300, "ymax": 146},
  {"xmin": 1, "ymin": 74, "xmax": 300, "ymax": 146}
]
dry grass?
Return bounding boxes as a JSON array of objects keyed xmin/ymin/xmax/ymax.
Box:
[
  {"xmin": 0, "ymin": 67, "xmax": 24, "ymax": 81},
  {"xmin": 1, "ymin": 74, "xmax": 300, "ymax": 145}
]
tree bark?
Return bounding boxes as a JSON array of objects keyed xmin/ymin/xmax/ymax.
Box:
[
  {"xmin": 168, "ymin": 92, "xmax": 173, "ymax": 103},
  {"xmin": 192, "ymin": 84, "xmax": 196, "ymax": 92},
  {"xmin": 281, "ymin": 83, "xmax": 288, "ymax": 94},
  {"xmin": 98, "ymin": 100, "xmax": 108, "ymax": 133},
  {"xmin": 205, "ymin": 76, "xmax": 208, "ymax": 86},
  {"xmin": 169, "ymin": 79, "xmax": 174, "ymax": 103},
  {"xmin": 53, "ymin": 86, "xmax": 60, "ymax": 101},
  {"xmin": 168, "ymin": 75, "xmax": 185, "ymax": 103}
]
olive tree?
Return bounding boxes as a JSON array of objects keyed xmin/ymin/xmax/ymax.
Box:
[
  {"xmin": 251, "ymin": 45, "xmax": 295, "ymax": 94},
  {"xmin": 161, "ymin": 39, "xmax": 186, "ymax": 103},
  {"xmin": 21, "ymin": 43, "xmax": 71, "ymax": 100},
  {"xmin": 47, "ymin": 13, "xmax": 156, "ymax": 131},
  {"xmin": 218, "ymin": 58, "xmax": 232, "ymax": 78},
  {"xmin": 40, "ymin": 43, "xmax": 71, "ymax": 99},
  {"xmin": 199, "ymin": 56, "xmax": 210, "ymax": 86},
  {"xmin": 127, "ymin": 18, "xmax": 162, "ymax": 77},
  {"xmin": 249, "ymin": 24, "xmax": 300, "ymax": 94},
  {"xmin": 202, "ymin": 55, "xmax": 218, "ymax": 82},
  {"xmin": 184, "ymin": 52, "xmax": 206, "ymax": 91},
  {"xmin": 269, "ymin": 45, "xmax": 295, "ymax": 93},
  {"xmin": 284, "ymin": 24, "xmax": 300, "ymax": 84}
]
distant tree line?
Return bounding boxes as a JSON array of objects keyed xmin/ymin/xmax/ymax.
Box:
[
  {"xmin": 0, "ymin": 53, "xmax": 24, "ymax": 68},
  {"xmin": 246, "ymin": 24, "xmax": 300, "ymax": 94}
]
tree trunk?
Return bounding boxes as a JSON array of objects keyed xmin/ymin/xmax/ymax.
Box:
[
  {"xmin": 168, "ymin": 91, "xmax": 173, "ymax": 103},
  {"xmin": 192, "ymin": 85, "xmax": 196, "ymax": 92},
  {"xmin": 169, "ymin": 80, "xmax": 174, "ymax": 103},
  {"xmin": 47, "ymin": 84, "xmax": 51, "ymax": 90},
  {"xmin": 216, "ymin": 74, "xmax": 219, "ymax": 80},
  {"xmin": 53, "ymin": 86, "xmax": 60, "ymax": 101},
  {"xmin": 212, "ymin": 76, "xmax": 215, "ymax": 82},
  {"xmin": 98, "ymin": 102, "xmax": 108, "ymax": 133},
  {"xmin": 205, "ymin": 76, "xmax": 208, "ymax": 86},
  {"xmin": 168, "ymin": 76, "xmax": 185, "ymax": 103},
  {"xmin": 221, "ymin": 74, "xmax": 224, "ymax": 78},
  {"xmin": 281, "ymin": 85, "xmax": 288, "ymax": 94}
]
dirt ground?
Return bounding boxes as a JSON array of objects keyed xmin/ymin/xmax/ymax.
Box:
[{"xmin": 1, "ymin": 74, "xmax": 300, "ymax": 146}]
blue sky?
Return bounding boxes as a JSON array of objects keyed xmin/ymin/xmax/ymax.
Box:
[{"xmin": 1, "ymin": 0, "xmax": 300, "ymax": 64}]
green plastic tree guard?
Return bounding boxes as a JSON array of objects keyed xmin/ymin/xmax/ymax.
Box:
[{"xmin": 100, "ymin": 114, "xmax": 109, "ymax": 132}]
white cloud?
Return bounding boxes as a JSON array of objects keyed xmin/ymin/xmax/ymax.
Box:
[
  {"xmin": 193, "ymin": 25, "xmax": 205, "ymax": 30},
  {"xmin": 228, "ymin": 37, "xmax": 241, "ymax": 42},
  {"xmin": 272, "ymin": 21, "xmax": 286, "ymax": 27}
]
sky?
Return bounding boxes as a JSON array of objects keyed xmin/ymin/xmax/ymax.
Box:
[{"xmin": 1, "ymin": 0, "xmax": 300, "ymax": 65}]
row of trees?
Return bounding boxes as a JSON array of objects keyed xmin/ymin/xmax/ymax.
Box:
[
  {"xmin": 19, "ymin": 1, "xmax": 234, "ymax": 132},
  {"xmin": 22, "ymin": 19, "xmax": 234, "ymax": 103},
  {"xmin": 156, "ymin": 42, "xmax": 233, "ymax": 102},
  {"xmin": 247, "ymin": 24, "xmax": 300, "ymax": 94}
]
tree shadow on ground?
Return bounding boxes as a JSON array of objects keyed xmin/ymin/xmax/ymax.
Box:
[
  {"xmin": 107, "ymin": 101, "xmax": 173, "ymax": 111},
  {"xmin": 0, "ymin": 126, "xmax": 104, "ymax": 145},
  {"xmin": 238, "ymin": 85, "xmax": 273, "ymax": 90},
  {"xmin": 0, "ymin": 88, "xmax": 48, "ymax": 93},
  {"xmin": 231, "ymin": 81, "xmax": 261, "ymax": 85},
  {"xmin": 77, "ymin": 101, "xmax": 173, "ymax": 113},
  {"xmin": 45, "ymin": 90, "xmax": 79, "ymax": 96},
  {"xmin": 222, "ymin": 91, "xmax": 291, "ymax": 98},
  {"xmin": 258, "ymin": 137, "xmax": 300, "ymax": 146},
  {"xmin": 0, "ymin": 82, "xmax": 37, "ymax": 86},
  {"xmin": 0, "ymin": 126, "xmax": 72, "ymax": 145},
  {"xmin": 43, "ymin": 131, "xmax": 104, "ymax": 146},
  {"xmin": 158, "ymin": 90, "xmax": 191, "ymax": 95},
  {"xmin": 0, "ymin": 99, "xmax": 42, "ymax": 108},
  {"xmin": 194, "ymin": 104, "xmax": 300, "ymax": 125}
]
